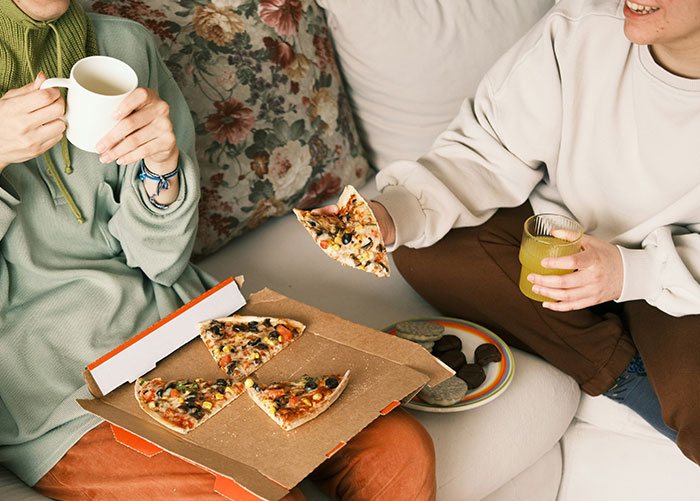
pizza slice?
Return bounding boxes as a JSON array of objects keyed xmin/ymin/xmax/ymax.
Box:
[
  {"xmin": 135, "ymin": 377, "xmax": 245, "ymax": 434},
  {"xmin": 245, "ymin": 370, "xmax": 350, "ymax": 431},
  {"xmin": 294, "ymin": 185, "xmax": 390, "ymax": 277},
  {"xmin": 198, "ymin": 315, "xmax": 306, "ymax": 381}
]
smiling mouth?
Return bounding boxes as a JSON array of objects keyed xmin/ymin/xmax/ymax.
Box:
[{"xmin": 626, "ymin": 1, "xmax": 660, "ymax": 15}]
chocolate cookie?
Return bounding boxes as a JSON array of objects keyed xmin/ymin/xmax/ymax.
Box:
[
  {"xmin": 418, "ymin": 376, "xmax": 468, "ymax": 406},
  {"xmin": 395, "ymin": 320, "xmax": 445, "ymax": 342},
  {"xmin": 474, "ymin": 343, "xmax": 502, "ymax": 366},
  {"xmin": 432, "ymin": 334, "xmax": 462, "ymax": 355},
  {"xmin": 457, "ymin": 363, "xmax": 486, "ymax": 390},
  {"xmin": 438, "ymin": 349, "xmax": 467, "ymax": 371}
]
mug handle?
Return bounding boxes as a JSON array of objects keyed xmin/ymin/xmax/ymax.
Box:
[{"xmin": 40, "ymin": 78, "xmax": 71, "ymax": 90}]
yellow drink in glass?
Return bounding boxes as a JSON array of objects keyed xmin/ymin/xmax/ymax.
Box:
[{"xmin": 518, "ymin": 214, "xmax": 583, "ymax": 302}]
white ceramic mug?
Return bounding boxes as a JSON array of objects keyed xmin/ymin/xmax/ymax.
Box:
[{"xmin": 40, "ymin": 56, "xmax": 138, "ymax": 153}]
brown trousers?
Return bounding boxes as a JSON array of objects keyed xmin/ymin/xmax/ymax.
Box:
[
  {"xmin": 35, "ymin": 408, "xmax": 435, "ymax": 501},
  {"xmin": 393, "ymin": 203, "xmax": 700, "ymax": 465}
]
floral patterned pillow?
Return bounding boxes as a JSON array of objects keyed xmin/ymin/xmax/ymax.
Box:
[{"xmin": 80, "ymin": 0, "xmax": 370, "ymax": 257}]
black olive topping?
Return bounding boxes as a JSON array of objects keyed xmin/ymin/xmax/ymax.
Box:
[
  {"xmin": 341, "ymin": 232, "xmax": 353, "ymax": 245},
  {"xmin": 192, "ymin": 409, "xmax": 205, "ymax": 420},
  {"xmin": 309, "ymin": 220, "xmax": 316, "ymax": 227},
  {"xmin": 268, "ymin": 332, "xmax": 280, "ymax": 341},
  {"xmin": 253, "ymin": 382, "xmax": 262, "ymax": 392},
  {"xmin": 361, "ymin": 238, "xmax": 373, "ymax": 249},
  {"xmin": 263, "ymin": 318, "xmax": 273, "ymax": 328},
  {"xmin": 325, "ymin": 377, "xmax": 339, "ymax": 389},
  {"xmin": 227, "ymin": 363, "xmax": 238, "ymax": 376},
  {"xmin": 216, "ymin": 378, "xmax": 228, "ymax": 386},
  {"xmin": 304, "ymin": 381, "xmax": 318, "ymax": 392},
  {"xmin": 247, "ymin": 337, "xmax": 261, "ymax": 347},
  {"xmin": 155, "ymin": 388, "xmax": 163, "ymax": 397}
]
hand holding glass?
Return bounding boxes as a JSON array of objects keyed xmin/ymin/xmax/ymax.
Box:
[{"xmin": 518, "ymin": 214, "xmax": 583, "ymax": 302}]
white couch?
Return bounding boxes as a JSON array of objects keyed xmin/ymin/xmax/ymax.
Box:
[{"xmin": 2, "ymin": 0, "xmax": 700, "ymax": 499}]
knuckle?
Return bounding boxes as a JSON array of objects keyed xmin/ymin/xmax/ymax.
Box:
[{"xmin": 135, "ymin": 87, "xmax": 150, "ymax": 102}]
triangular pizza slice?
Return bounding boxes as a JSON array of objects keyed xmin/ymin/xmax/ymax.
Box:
[
  {"xmin": 135, "ymin": 377, "xmax": 245, "ymax": 434},
  {"xmin": 198, "ymin": 315, "xmax": 305, "ymax": 381},
  {"xmin": 245, "ymin": 370, "xmax": 350, "ymax": 431},
  {"xmin": 294, "ymin": 185, "xmax": 390, "ymax": 277}
]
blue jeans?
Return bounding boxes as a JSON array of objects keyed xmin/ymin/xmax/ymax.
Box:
[{"xmin": 603, "ymin": 353, "xmax": 677, "ymax": 442}]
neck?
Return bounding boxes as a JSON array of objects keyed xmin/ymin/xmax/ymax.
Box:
[{"xmin": 650, "ymin": 44, "xmax": 700, "ymax": 79}]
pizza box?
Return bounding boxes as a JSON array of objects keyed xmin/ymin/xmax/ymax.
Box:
[{"xmin": 77, "ymin": 279, "xmax": 452, "ymax": 501}]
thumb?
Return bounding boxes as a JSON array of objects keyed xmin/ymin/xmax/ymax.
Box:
[{"xmin": 33, "ymin": 71, "xmax": 46, "ymax": 89}]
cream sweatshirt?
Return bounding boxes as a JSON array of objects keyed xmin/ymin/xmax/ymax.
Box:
[{"xmin": 375, "ymin": 0, "xmax": 700, "ymax": 317}]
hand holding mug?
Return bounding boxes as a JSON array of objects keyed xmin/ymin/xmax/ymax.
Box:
[
  {"xmin": 0, "ymin": 73, "xmax": 66, "ymax": 173},
  {"xmin": 95, "ymin": 87, "xmax": 179, "ymax": 174}
]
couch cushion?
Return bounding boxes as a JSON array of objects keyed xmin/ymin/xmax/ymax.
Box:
[
  {"xmin": 80, "ymin": 0, "xmax": 370, "ymax": 257},
  {"xmin": 317, "ymin": 0, "xmax": 555, "ymax": 169}
]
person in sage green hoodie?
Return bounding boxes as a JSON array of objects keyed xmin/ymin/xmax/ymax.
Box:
[{"xmin": 0, "ymin": 1, "xmax": 436, "ymax": 500}]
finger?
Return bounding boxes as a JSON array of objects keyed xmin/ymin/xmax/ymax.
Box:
[
  {"xmin": 550, "ymin": 228, "xmax": 581, "ymax": 242},
  {"xmin": 527, "ymin": 269, "xmax": 589, "ymax": 290},
  {"xmin": 96, "ymin": 108, "xmax": 156, "ymax": 156},
  {"xmin": 27, "ymin": 97, "xmax": 65, "ymax": 127},
  {"xmin": 542, "ymin": 296, "xmax": 598, "ymax": 312},
  {"xmin": 531, "ymin": 282, "xmax": 595, "ymax": 304},
  {"xmin": 113, "ymin": 136, "xmax": 168, "ymax": 166},
  {"xmin": 1, "ymin": 75, "xmax": 43, "ymax": 100},
  {"xmin": 311, "ymin": 204, "xmax": 339, "ymax": 216},
  {"xmin": 33, "ymin": 71, "xmax": 46, "ymax": 89},
  {"xmin": 113, "ymin": 87, "xmax": 153, "ymax": 121},
  {"xmin": 541, "ymin": 248, "xmax": 591, "ymax": 270}
]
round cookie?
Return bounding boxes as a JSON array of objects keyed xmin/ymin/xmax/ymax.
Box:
[
  {"xmin": 432, "ymin": 334, "xmax": 462, "ymax": 355},
  {"xmin": 474, "ymin": 343, "xmax": 502, "ymax": 366},
  {"xmin": 415, "ymin": 340, "xmax": 435, "ymax": 352},
  {"xmin": 438, "ymin": 349, "xmax": 467, "ymax": 371},
  {"xmin": 418, "ymin": 376, "xmax": 468, "ymax": 406},
  {"xmin": 395, "ymin": 320, "xmax": 445, "ymax": 342},
  {"xmin": 457, "ymin": 363, "xmax": 487, "ymax": 390}
]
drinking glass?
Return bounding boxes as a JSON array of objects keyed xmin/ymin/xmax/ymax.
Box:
[{"xmin": 518, "ymin": 213, "xmax": 583, "ymax": 302}]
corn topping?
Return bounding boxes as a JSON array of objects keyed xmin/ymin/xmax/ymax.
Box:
[
  {"xmin": 215, "ymin": 393, "xmax": 224, "ymax": 400},
  {"xmin": 312, "ymin": 392, "xmax": 323, "ymax": 401},
  {"xmin": 222, "ymin": 345, "xmax": 231, "ymax": 354},
  {"xmin": 244, "ymin": 378, "xmax": 255, "ymax": 388},
  {"xmin": 202, "ymin": 401, "xmax": 213, "ymax": 410}
]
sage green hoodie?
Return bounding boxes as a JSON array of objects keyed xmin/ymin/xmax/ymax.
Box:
[{"xmin": 0, "ymin": 13, "xmax": 216, "ymax": 485}]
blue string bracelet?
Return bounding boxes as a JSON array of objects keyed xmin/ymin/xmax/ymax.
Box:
[{"xmin": 138, "ymin": 159, "xmax": 180, "ymax": 209}]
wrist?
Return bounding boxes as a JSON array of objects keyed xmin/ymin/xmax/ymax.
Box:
[{"xmin": 144, "ymin": 146, "xmax": 179, "ymax": 175}]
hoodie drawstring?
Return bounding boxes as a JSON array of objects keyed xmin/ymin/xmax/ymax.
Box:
[{"xmin": 22, "ymin": 20, "xmax": 83, "ymax": 223}]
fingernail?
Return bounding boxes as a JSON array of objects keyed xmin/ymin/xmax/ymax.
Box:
[
  {"xmin": 95, "ymin": 143, "xmax": 105, "ymax": 153},
  {"xmin": 99, "ymin": 155, "xmax": 109, "ymax": 164},
  {"xmin": 527, "ymin": 274, "xmax": 535, "ymax": 283}
]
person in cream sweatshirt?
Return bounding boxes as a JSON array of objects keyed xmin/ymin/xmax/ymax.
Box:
[{"xmin": 364, "ymin": 0, "xmax": 700, "ymax": 466}]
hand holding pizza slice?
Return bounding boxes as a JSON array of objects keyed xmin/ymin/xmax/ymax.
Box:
[{"xmin": 294, "ymin": 185, "xmax": 391, "ymax": 277}]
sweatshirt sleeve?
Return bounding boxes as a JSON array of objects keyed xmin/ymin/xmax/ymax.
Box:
[
  {"xmin": 617, "ymin": 225, "xmax": 700, "ymax": 316},
  {"xmin": 106, "ymin": 40, "xmax": 200, "ymax": 286},
  {"xmin": 0, "ymin": 187, "xmax": 18, "ymax": 239},
  {"xmin": 375, "ymin": 16, "xmax": 563, "ymax": 250}
]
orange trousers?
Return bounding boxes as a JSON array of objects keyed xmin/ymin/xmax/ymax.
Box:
[{"xmin": 35, "ymin": 407, "xmax": 435, "ymax": 501}]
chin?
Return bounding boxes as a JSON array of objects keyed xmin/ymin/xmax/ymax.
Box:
[{"xmin": 623, "ymin": 21, "xmax": 656, "ymax": 46}]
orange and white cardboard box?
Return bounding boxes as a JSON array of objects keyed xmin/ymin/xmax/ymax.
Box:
[{"xmin": 78, "ymin": 279, "xmax": 451, "ymax": 501}]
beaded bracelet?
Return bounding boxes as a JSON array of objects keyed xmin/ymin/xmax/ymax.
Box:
[{"xmin": 138, "ymin": 159, "xmax": 180, "ymax": 209}]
